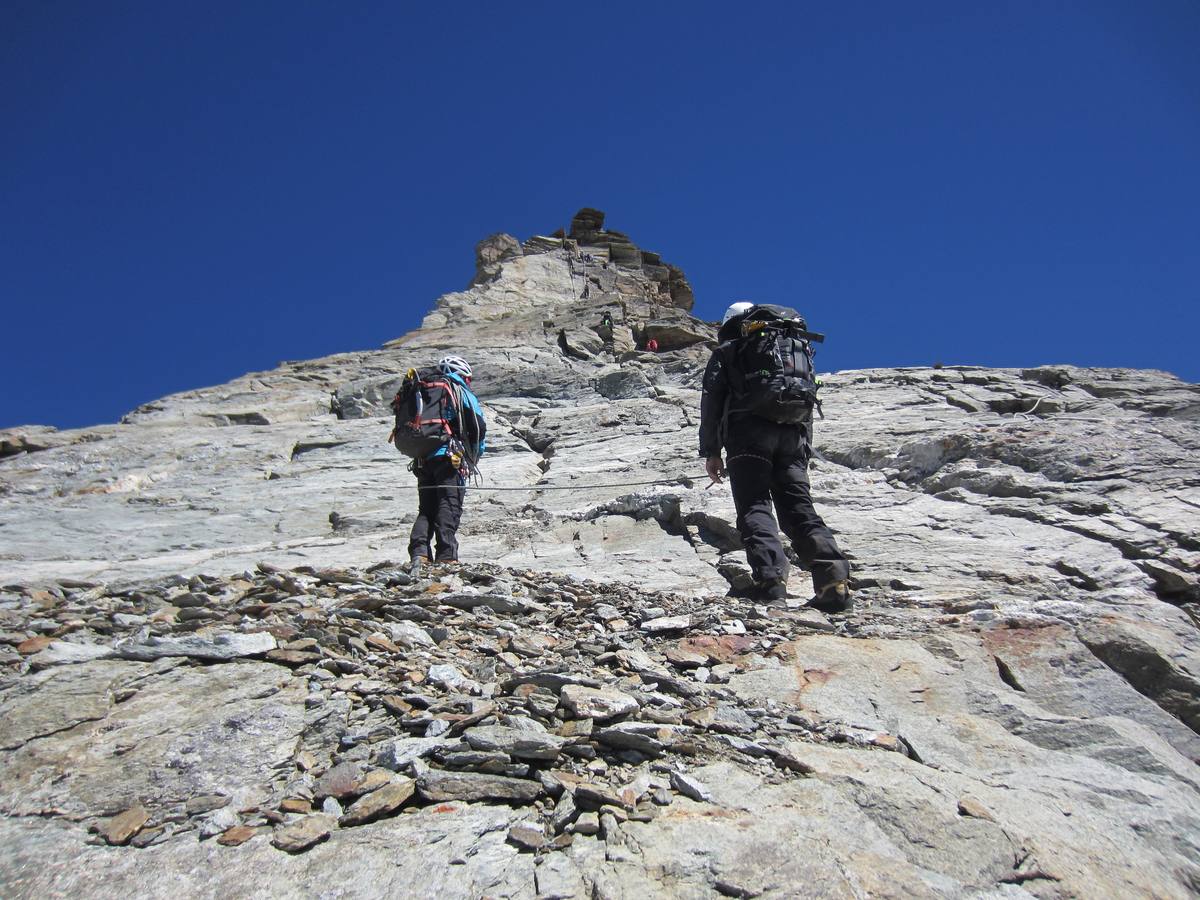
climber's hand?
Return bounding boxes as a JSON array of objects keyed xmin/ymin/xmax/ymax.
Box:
[{"xmin": 705, "ymin": 455, "xmax": 726, "ymax": 485}]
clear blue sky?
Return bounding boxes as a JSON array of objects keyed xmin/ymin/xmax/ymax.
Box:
[{"xmin": 3, "ymin": 1, "xmax": 1198, "ymax": 429}]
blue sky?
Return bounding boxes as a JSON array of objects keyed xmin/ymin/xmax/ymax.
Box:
[{"xmin": 3, "ymin": 1, "xmax": 1198, "ymax": 429}]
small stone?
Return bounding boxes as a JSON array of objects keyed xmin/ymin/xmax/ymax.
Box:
[
  {"xmin": 295, "ymin": 750, "xmax": 318, "ymax": 772},
  {"xmin": 771, "ymin": 750, "xmax": 815, "ymax": 775},
  {"xmin": 594, "ymin": 722, "xmax": 678, "ymax": 756},
  {"xmin": 199, "ymin": 807, "xmax": 240, "ymax": 839},
  {"xmin": 664, "ymin": 645, "xmax": 707, "ymax": 669},
  {"xmin": 99, "ymin": 804, "xmax": 150, "ymax": 846},
  {"xmin": 463, "ymin": 725, "xmax": 565, "ymax": 761},
  {"xmin": 599, "ymin": 811, "xmax": 621, "ymax": 840},
  {"xmin": 573, "ymin": 782, "xmax": 626, "ymax": 811},
  {"xmin": 313, "ymin": 761, "xmax": 364, "ymax": 801},
  {"xmin": 870, "ymin": 733, "xmax": 904, "ymax": 752},
  {"xmin": 321, "ymin": 797, "xmax": 344, "ymax": 817},
  {"xmin": 27, "ymin": 641, "xmax": 114, "ymax": 669},
  {"xmin": 339, "ymin": 778, "xmax": 416, "ymax": 826},
  {"xmin": 557, "ymin": 718, "xmax": 594, "ymax": 740},
  {"xmin": 217, "ymin": 825, "xmax": 258, "ymax": 846},
  {"xmin": 365, "ymin": 633, "xmax": 400, "ymax": 654},
  {"xmin": 375, "ymin": 736, "xmax": 447, "ymax": 771},
  {"xmin": 385, "ymin": 621, "xmax": 436, "ymax": 649},
  {"xmin": 114, "ymin": 631, "xmax": 276, "ymax": 662},
  {"xmin": 129, "ymin": 827, "xmax": 166, "ymax": 848},
  {"xmin": 427, "ymin": 664, "xmax": 479, "ymax": 694},
  {"xmin": 271, "ymin": 814, "xmax": 334, "ymax": 853},
  {"xmin": 280, "ymin": 798, "xmax": 311, "ymax": 814},
  {"xmin": 572, "ymin": 812, "xmax": 601, "ymax": 835},
  {"xmin": 710, "ymin": 705, "xmax": 756, "ymax": 735},
  {"xmin": 640, "ymin": 615, "xmax": 691, "ymax": 634},
  {"xmin": 958, "ymin": 796, "xmax": 996, "ymax": 821},
  {"xmin": 16, "ymin": 635, "xmax": 54, "ymax": 655},
  {"xmin": 669, "ymin": 771, "xmax": 712, "ymax": 803},
  {"xmin": 710, "ymin": 663, "xmax": 737, "ymax": 683},
  {"xmin": 507, "ymin": 820, "xmax": 546, "ymax": 851},
  {"xmin": 267, "ymin": 649, "xmax": 322, "ymax": 666},
  {"xmin": 560, "ymin": 685, "xmax": 639, "ymax": 722},
  {"xmin": 510, "ymin": 633, "xmax": 559, "ymax": 657},
  {"xmin": 416, "ymin": 770, "xmax": 543, "ymax": 804},
  {"xmin": 676, "ymin": 635, "xmax": 755, "ymax": 665},
  {"xmin": 354, "ymin": 769, "xmax": 394, "ymax": 795},
  {"xmin": 184, "ymin": 794, "xmax": 230, "ymax": 816},
  {"xmin": 548, "ymin": 833, "xmax": 575, "ymax": 851},
  {"xmin": 441, "ymin": 750, "xmax": 511, "ymax": 772},
  {"xmin": 717, "ymin": 734, "xmax": 770, "ymax": 757},
  {"xmin": 599, "ymin": 804, "xmax": 629, "ymax": 823},
  {"xmin": 549, "ymin": 790, "xmax": 578, "ymax": 833}
]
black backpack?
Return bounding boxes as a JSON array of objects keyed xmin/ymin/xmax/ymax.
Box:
[
  {"xmin": 723, "ymin": 304, "xmax": 825, "ymax": 424},
  {"xmin": 389, "ymin": 368, "xmax": 460, "ymax": 459}
]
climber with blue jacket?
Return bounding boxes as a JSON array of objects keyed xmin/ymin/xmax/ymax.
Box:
[{"xmin": 407, "ymin": 355, "xmax": 487, "ymax": 572}]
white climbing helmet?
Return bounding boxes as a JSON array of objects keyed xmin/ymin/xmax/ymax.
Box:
[
  {"xmin": 438, "ymin": 355, "xmax": 472, "ymax": 379},
  {"xmin": 722, "ymin": 301, "xmax": 754, "ymax": 324}
]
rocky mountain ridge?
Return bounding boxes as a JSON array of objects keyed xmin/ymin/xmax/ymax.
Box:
[{"xmin": 1, "ymin": 209, "xmax": 1198, "ymax": 898}]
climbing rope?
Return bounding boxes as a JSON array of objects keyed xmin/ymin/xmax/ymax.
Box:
[{"xmin": 410, "ymin": 473, "xmax": 708, "ymax": 492}]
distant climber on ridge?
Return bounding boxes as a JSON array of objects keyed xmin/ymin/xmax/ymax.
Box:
[
  {"xmin": 699, "ymin": 302, "xmax": 852, "ymax": 612},
  {"xmin": 388, "ymin": 356, "xmax": 487, "ymax": 574}
]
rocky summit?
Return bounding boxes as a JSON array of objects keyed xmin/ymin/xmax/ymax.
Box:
[{"xmin": 1, "ymin": 208, "xmax": 1199, "ymax": 899}]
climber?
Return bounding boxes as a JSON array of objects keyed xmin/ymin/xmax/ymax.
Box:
[
  {"xmin": 406, "ymin": 355, "xmax": 487, "ymax": 574},
  {"xmin": 698, "ymin": 302, "xmax": 852, "ymax": 611},
  {"xmin": 646, "ymin": 338, "xmax": 659, "ymax": 353},
  {"xmin": 598, "ymin": 311, "xmax": 616, "ymax": 352}
]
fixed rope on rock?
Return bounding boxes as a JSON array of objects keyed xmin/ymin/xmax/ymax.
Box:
[{"xmin": 411, "ymin": 473, "xmax": 708, "ymax": 492}]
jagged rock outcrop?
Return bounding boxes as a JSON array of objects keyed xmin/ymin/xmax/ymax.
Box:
[
  {"xmin": 472, "ymin": 233, "xmax": 524, "ymax": 286},
  {"xmin": 1, "ymin": 209, "xmax": 1198, "ymax": 898}
]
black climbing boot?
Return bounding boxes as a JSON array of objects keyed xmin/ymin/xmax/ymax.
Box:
[
  {"xmin": 807, "ymin": 580, "xmax": 853, "ymax": 614},
  {"xmin": 727, "ymin": 578, "xmax": 787, "ymax": 605}
]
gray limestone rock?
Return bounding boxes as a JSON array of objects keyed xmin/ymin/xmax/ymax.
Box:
[
  {"xmin": 463, "ymin": 726, "xmax": 565, "ymax": 761},
  {"xmin": 0, "ymin": 210, "xmax": 1197, "ymax": 899},
  {"xmin": 271, "ymin": 814, "xmax": 334, "ymax": 853},
  {"xmin": 559, "ymin": 684, "xmax": 639, "ymax": 722},
  {"xmin": 113, "ymin": 631, "xmax": 276, "ymax": 661},
  {"xmin": 338, "ymin": 778, "xmax": 415, "ymax": 826},
  {"xmin": 472, "ymin": 233, "xmax": 523, "ymax": 286},
  {"xmin": 416, "ymin": 770, "xmax": 543, "ymax": 804}
]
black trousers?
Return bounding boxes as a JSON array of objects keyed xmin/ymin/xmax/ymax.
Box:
[
  {"xmin": 407, "ymin": 456, "xmax": 465, "ymax": 562},
  {"xmin": 724, "ymin": 414, "xmax": 850, "ymax": 591}
]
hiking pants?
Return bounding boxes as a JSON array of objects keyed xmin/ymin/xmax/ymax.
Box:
[
  {"xmin": 724, "ymin": 414, "xmax": 850, "ymax": 591},
  {"xmin": 407, "ymin": 456, "xmax": 465, "ymax": 562}
]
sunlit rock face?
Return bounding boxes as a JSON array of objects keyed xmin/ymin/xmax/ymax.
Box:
[{"xmin": 1, "ymin": 210, "xmax": 1198, "ymax": 898}]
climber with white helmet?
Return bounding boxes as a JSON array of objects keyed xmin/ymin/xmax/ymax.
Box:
[
  {"xmin": 698, "ymin": 301, "xmax": 852, "ymax": 612},
  {"xmin": 401, "ymin": 354, "xmax": 487, "ymax": 574}
]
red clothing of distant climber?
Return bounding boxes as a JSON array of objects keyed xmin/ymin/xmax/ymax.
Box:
[{"xmin": 647, "ymin": 339, "xmax": 659, "ymax": 352}]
